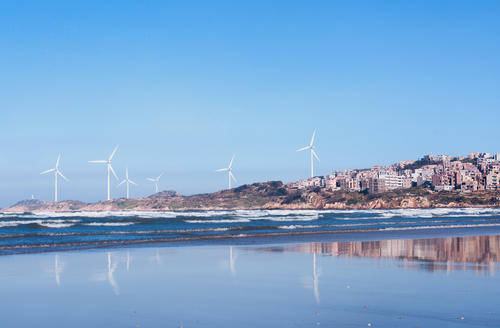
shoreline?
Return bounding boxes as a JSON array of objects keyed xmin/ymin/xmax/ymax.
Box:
[
  {"xmin": 2, "ymin": 204, "xmax": 500, "ymax": 215},
  {"xmin": 3, "ymin": 223, "xmax": 500, "ymax": 257}
]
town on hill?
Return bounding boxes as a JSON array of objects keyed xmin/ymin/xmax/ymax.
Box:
[{"xmin": 290, "ymin": 152, "xmax": 500, "ymax": 193}]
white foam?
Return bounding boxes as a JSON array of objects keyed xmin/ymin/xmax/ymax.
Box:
[
  {"xmin": 0, "ymin": 222, "xmax": 21, "ymax": 228},
  {"xmin": 0, "ymin": 219, "xmax": 81, "ymax": 228},
  {"xmin": 382, "ymin": 222, "xmax": 500, "ymax": 231},
  {"xmin": 184, "ymin": 218, "xmax": 251, "ymax": 224},
  {"xmin": 278, "ymin": 225, "xmax": 319, "ymax": 230},
  {"xmin": 377, "ymin": 208, "xmax": 500, "ymax": 219},
  {"xmin": 267, "ymin": 216, "xmax": 319, "ymax": 222},
  {"xmin": 38, "ymin": 223, "xmax": 75, "ymax": 228},
  {"xmin": 85, "ymin": 222, "xmax": 135, "ymax": 227}
]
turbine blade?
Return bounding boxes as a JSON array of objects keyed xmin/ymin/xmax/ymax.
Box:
[
  {"xmin": 56, "ymin": 154, "xmax": 61, "ymax": 168},
  {"xmin": 228, "ymin": 155, "xmax": 234, "ymax": 169},
  {"xmin": 89, "ymin": 160, "xmax": 107, "ymax": 163},
  {"xmin": 40, "ymin": 168, "xmax": 55, "ymax": 175},
  {"xmin": 229, "ymin": 171, "xmax": 237, "ymax": 182},
  {"xmin": 109, "ymin": 165, "xmax": 119, "ymax": 180},
  {"xmin": 126, "ymin": 168, "xmax": 129, "ymax": 179},
  {"xmin": 109, "ymin": 145, "xmax": 119, "ymax": 161},
  {"xmin": 147, "ymin": 178, "xmax": 156, "ymax": 182},
  {"xmin": 310, "ymin": 129, "xmax": 316, "ymax": 147},
  {"xmin": 117, "ymin": 180, "xmax": 126, "ymax": 187},
  {"xmin": 216, "ymin": 168, "xmax": 228, "ymax": 172},
  {"xmin": 312, "ymin": 149, "xmax": 320, "ymax": 161},
  {"xmin": 157, "ymin": 172, "xmax": 164, "ymax": 180},
  {"xmin": 129, "ymin": 180, "xmax": 138, "ymax": 186},
  {"xmin": 57, "ymin": 171, "xmax": 69, "ymax": 181},
  {"xmin": 296, "ymin": 146, "xmax": 310, "ymax": 152}
]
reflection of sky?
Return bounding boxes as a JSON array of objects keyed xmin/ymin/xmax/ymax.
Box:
[{"xmin": 2, "ymin": 236, "xmax": 500, "ymax": 327}]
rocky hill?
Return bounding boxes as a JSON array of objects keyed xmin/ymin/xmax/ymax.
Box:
[{"xmin": 2, "ymin": 181, "xmax": 500, "ymax": 213}]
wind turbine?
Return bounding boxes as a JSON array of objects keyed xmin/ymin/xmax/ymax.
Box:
[
  {"xmin": 216, "ymin": 155, "xmax": 236, "ymax": 189},
  {"xmin": 40, "ymin": 154, "xmax": 68, "ymax": 202},
  {"xmin": 147, "ymin": 173, "xmax": 164, "ymax": 193},
  {"xmin": 297, "ymin": 130, "xmax": 320, "ymax": 178},
  {"xmin": 89, "ymin": 145, "xmax": 119, "ymax": 201},
  {"xmin": 117, "ymin": 168, "xmax": 137, "ymax": 199}
]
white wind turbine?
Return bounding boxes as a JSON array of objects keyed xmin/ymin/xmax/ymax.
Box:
[
  {"xmin": 117, "ymin": 168, "xmax": 137, "ymax": 199},
  {"xmin": 89, "ymin": 145, "xmax": 119, "ymax": 201},
  {"xmin": 40, "ymin": 154, "xmax": 68, "ymax": 202},
  {"xmin": 216, "ymin": 155, "xmax": 236, "ymax": 189},
  {"xmin": 297, "ymin": 130, "xmax": 320, "ymax": 178},
  {"xmin": 147, "ymin": 172, "xmax": 164, "ymax": 193}
]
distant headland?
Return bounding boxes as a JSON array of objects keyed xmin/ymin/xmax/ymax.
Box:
[{"xmin": 3, "ymin": 181, "xmax": 499, "ymax": 213}]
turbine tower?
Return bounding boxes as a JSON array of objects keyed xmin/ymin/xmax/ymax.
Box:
[
  {"xmin": 297, "ymin": 130, "xmax": 320, "ymax": 178},
  {"xmin": 40, "ymin": 154, "xmax": 68, "ymax": 202},
  {"xmin": 117, "ymin": 168, "xmax": 137, "ymax": 199},
  {"xmin": 147, "ymin": 172, "xmax": 164, "ymax": 193},
  {"xmin": 89, "ymin": 145, "xmax": 119, "ymax": 201},
  {"xmin": 216, "ymin": 155, "xmax": 236, "ymax": 189}
]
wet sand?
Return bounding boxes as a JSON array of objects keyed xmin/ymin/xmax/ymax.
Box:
[{"xmin": 1, "ymin": 233, "xmax": 500, "ymax": 327}]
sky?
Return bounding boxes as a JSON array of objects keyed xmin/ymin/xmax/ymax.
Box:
[{"xmin": 0, "ymin": 1, "xmax": 499, "ymax": 206}]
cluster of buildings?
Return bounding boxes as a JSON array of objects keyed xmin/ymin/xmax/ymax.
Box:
[{"xmin": 288, "ymin": 152, "xmax": 500, "ymax": 193}]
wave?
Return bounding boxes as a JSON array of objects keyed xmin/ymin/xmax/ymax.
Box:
[
  {"xmin": 278, "ymin": 225, "xmax": 319, "ymax": 230},
  {"xmin": 382, "ymin": 222, "xmax": 500, "ymax": 231},
  {"xmin": 266, "ymin": 216, "xmax": 319, "ymax": 222},
  {"xmin": 38, "ymin": 223, "xmax": 75, "ymax": 228},
  {"xmin": 0, "ymin": 219, "xmax": 81, "ymax": 228},
  {"xmin": 184, "ymin": 218, "xmax": 251, "ymax": 224},
  {"xmin": 377, "ymin": 208, "xmax": 500, "ymax": 219},
  {"xmin": 85, "ymin": 222, "xmax": 135, "ymax": 227}
]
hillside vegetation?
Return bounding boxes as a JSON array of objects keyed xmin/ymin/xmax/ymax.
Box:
[{"xmin": 3, "ymin": 181, "xmax": 500, "ymax": 212}]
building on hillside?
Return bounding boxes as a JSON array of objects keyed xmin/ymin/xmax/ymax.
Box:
[
  {"xmin": 369, "ymin": 178, "xmax": 386, "ymax": 194},
  {"xmin": 325, "ymin": 175, "xmax": 341, "ymax": 191},
  {"xmin": 431, "ymin": 174, "xmax": 450, "ymax": 189},
  {"xmin": 485, "ymin": 171, "xmax": 500, "ymax": 190},
  {"xmin": 297, "ymin": 176, "xmax": 325, "ymax": 189},
  {"xmin": 378, "ymin": 173, "xmax": 405, "ymax": 190},
  {"xmin": 469, "ymin": 152, "xmax": 479, "ymax": 159}
]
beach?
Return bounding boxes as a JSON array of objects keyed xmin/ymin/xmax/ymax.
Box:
[{"xmin": 1, "ymin": 227, "xmax": 500, "ymax": 327}]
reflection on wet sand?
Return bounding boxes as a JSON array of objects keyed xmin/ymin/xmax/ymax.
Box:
[
  {"xmin": 126, "ymin": 251, "xmax": 131, "ymax": 272},
  {"xmin": 229, "ymin": 246, "xmax": 236, "ymax": 276},
  {"xmin": 107, "ymin": 252, "xmax": 119, "ymax": 295},
  {"xmin": 54, "ymin": 254, "xmax": 62, "ymax": 286},
  {"xmin": 312, "ymin": 253, "xmax": 320, "ymax": 304},
  {"xmin": 258, "ymin": 235, "xmax": 500, "ymax": 273}
]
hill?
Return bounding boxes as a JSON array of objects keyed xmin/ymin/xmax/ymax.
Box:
[{"xmin": 2, "ymin": 181, "xmax": 500, "ymax": 213}]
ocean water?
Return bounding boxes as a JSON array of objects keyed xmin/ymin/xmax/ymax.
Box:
[
  {"xmin": 0, "ymin": 234, "xmax": 499, "ymax": 327},
  {"xmin": 1, "ymin": 208, "xmax": 500, "ymax": 254}
]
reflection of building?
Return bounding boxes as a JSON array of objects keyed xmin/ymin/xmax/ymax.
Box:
[{"xmin": 258, "ymin": 235, "xmax": 500, "ymax": 273}]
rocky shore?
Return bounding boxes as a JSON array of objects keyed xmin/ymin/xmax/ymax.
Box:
[{"xmin": 2, "ymin": 181, "xmax": 500, "ymax": 213}]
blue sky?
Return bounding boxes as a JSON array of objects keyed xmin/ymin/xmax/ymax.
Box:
[{"xmin": 1, "ymin": 1, "xmax": 499, "ymax": 206}]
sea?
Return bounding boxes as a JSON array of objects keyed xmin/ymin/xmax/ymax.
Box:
[
  {"xmin": 1, "ymin": 207, "xmax": 500, "ymax": 255},
  {"xmin": 2, "ymin": 208, "xmax": 500, "ymax": 327}
]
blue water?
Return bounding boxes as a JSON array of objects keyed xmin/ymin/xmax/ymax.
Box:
[{"xmin": 1, "ymin": 208, "xmax": 500, "ymax": 254}]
